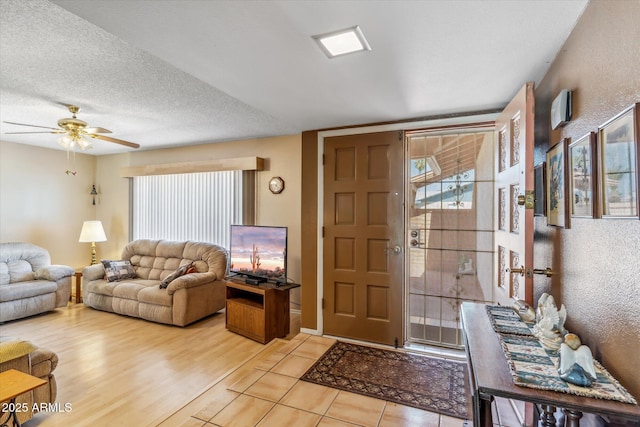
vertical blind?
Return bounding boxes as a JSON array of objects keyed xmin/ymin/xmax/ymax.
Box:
[{"xmin": 132, "ymin": 171, "xmax": 243, "ymax": 248}]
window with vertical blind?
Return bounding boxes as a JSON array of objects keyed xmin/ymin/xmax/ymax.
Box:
[{"xmin": 132, "ymin": 170, "xmax": 248, "ymax": 248}]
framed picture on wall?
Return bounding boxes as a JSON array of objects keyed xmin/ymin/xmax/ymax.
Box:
[
  {"xmin": 534, "ymin": 162, "xmax": 546, "ymax": 216},
  {"xmin": 546, "ymin": 139, "xmax": 570, "ymax": 228},
  {"xmin": 597, "ymin": 103, "xmax": 640, "ymax": 219},
  {"xmin": 568, "ymin": 132, "xmax": 597, "ymax": 218}
]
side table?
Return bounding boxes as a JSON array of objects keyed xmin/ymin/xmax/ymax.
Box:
[
  {"xmin": 74, "ymin": 270, "xmax": 82, "ymax": 303},
  {"xmin": 0, "ymin": 369, "xmax": 46, "ymax": 427}
]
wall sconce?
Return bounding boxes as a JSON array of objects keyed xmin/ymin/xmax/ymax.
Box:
[{"xmin": 91, "ymin": 185, "xmax": 98, "ymax": 205}]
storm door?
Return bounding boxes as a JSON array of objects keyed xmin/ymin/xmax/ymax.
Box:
[{"xmin": 406, "ymin": 127, "xmax": 495, "ymax": 348}]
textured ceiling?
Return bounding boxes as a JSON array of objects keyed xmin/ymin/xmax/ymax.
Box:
[{"xmin": 0, "ymin": 0, "xmax": 588, "ymax": 155}]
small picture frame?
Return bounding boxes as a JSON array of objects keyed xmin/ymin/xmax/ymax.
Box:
[
  {"xmin": 546, "ymin": 139, "xmax": 570, "ymax": 228},
  {"xmin": 597, "ymin": 103, "xmax": 640, "ymax": 219},
  {"xmin": 568, "ymin": 132, "xmax": 597, "ymax": 218},
  {"xmin": 534, "ymin": 162, "xmax": 546, "ymax": 216}
]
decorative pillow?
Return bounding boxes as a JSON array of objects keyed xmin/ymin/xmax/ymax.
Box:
[
  {"xmin": 159, "ymin": 262, "xmax": 194, "ymax": 289},
  {"xmin": 102, "ymin": 259, "xmax": 137, "ymax": 282}
]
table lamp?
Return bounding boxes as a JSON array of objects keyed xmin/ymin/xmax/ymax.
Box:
[{"xmin": 78, "ymin": 220, "xmax": 107, "ymax": 265}]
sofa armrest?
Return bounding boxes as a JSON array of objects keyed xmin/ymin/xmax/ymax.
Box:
[
  {"xmin": 166, "ymin": 272, "xmax": 217, "ymax": 295},
  {"xmin": 82, "ymin": 264, "xmax": 105, "ymax": 282},
  {"xmin": 34, "ymin": 265, "xmax": 74, "ymax": 282}
]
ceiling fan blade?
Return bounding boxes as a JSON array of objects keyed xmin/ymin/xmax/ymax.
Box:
[
  {"xmin": 84, "ymin": 127, "xmax": 112, "ymax": 134},
  {"xmin": 3, "ymin": 121, "xmax": 62, "ymax": 131},
  {"xmin": 91, "ymin": 134, "xmax": 140, "ymax": 149},
  {"xmin": 5, "ymin": 131, "xmax": 63, "ymax": 134}
]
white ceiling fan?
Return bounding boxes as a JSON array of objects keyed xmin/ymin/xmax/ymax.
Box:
[{"xmin": 3, "ymin": 105, "xmax": 140, "ymax": 150}]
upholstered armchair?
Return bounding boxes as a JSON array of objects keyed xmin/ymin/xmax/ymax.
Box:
[
  {"xmin": 0, "ymin": 336, "xmax": 58, "ymax": 424},
  {"xmin": 0, "ymin": 242, "xmax": 73, "ymax": 322}
]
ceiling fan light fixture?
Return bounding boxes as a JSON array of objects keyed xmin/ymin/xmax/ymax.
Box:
[
  {"xmin": 57, "ymin": 134, "xmax": 93, "ymax": 151},
  {"xmin": 78, "ymin": 135, "xmax": 93, "ymax": 150},
  {"xmin": 58, "ymin": 135, "xmax": 73, "ymax": 149},
  {"xmin": 312, "ymin": 25, "xmax": 371, "ymax": 58}
]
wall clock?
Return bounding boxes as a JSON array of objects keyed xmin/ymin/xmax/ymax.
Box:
[{"xmin": 269, "ymin": 176, "xmax": 285, "ymax": 194}]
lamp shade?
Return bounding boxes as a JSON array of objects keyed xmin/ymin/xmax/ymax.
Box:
[{"xmin": 78, "ymin": 220, "xmax": 107, "ymax": 243}]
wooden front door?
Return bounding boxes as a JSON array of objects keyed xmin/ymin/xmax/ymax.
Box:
[
  {"xmin": 323, "ymin": 131, "xmax": 404, "ymax": 346},
  {"xmin": 494, "ymin": 83, "xmax": 535, "ymax": 305}
]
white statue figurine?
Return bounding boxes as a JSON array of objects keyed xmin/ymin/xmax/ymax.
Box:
[
  {"xmin": 532, "ymin": 293, "xmax": 567, "ymax": 350},
  {"xmin": 558, "ymin": 333, "xmax": 597, "ymax": 387}
]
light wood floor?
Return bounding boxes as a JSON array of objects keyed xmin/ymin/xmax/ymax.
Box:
[
  {"xmin": 0, "ymin": 303, "xmax": 293, "ymax": 427},
  {"xmin": 1, "ymin": 304, "xmax": 522, "ymax": 427}
]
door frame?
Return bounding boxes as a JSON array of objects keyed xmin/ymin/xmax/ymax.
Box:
[{"xmin": 304, "ymin": 112, "xmax": 499, "ymax": 339}]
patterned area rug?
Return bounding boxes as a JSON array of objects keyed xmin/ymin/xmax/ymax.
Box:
[{"xmin": 300, "ymin": 341, "xmax": 471, "ymax": 419}]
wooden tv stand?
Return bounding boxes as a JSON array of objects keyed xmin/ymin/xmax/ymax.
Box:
[{"xmin": 225, "ymin": 279, "xmax": 299, "ymax": 344}]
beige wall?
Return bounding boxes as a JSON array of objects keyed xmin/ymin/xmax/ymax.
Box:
[
  {"xmin": 534, "ymin": 0, "xmax": 640, "ymax": 398},
  {"xmin": 0, "ymin": 140, "xmax": 97, "ymax": 269},
  {"xmin": 96, "ymin": 134, "xmax": 302, "ymax": 307},
  {"xmin": 1, "ymin": 134, "xmax": 301, "ymax": 308}
]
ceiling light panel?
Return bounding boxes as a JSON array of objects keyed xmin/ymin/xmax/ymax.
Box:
[{"xmin": 312, "ymin": 26, "xmax": 371, "ymax": 58}]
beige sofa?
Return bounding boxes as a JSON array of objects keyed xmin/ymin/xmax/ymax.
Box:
[
  {"xmin": 82, "ymin": 239, "xmax": 228, "ymax": 326},
  {"xmin": 0, "ymin": 336, "xmax": 59, "ymax": 424},
  {"xmin": 0, "ymin": 242, "xmax": 73, "ymax": 323}
]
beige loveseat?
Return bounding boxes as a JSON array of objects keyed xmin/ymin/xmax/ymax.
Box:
[
  {"xmin": 82, "ymin": 239, "xmax": 228, "ymax": 326},
  {"xmin": 0, "ymin": 242, "xmax": 73, "ymax": 323},
  {"xmin": 0, "ymin": 336, "xmax": 59, "ymax": 425}
]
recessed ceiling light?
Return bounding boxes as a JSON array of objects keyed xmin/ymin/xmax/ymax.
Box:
[{"xmin": 312, "ymin": 26, "xmax": 371, "ymax": 59}]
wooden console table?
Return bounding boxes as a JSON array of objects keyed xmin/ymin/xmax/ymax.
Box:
[
  {"xmin": 225, "ymin": 279, "xmax": 299, "ymax": 344},
  {"xmin": 460, "ymin": 302, "xmax": 640, "ymax": 427}
]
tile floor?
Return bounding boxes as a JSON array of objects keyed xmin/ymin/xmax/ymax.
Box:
[{"xmin": 161, "ymin": 333, "xmax": 522, "ymax": 427}]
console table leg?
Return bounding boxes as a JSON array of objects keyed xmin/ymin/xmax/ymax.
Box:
[
  {"xmin": 479, "ymin": 396, "xmax": 493, "ymax": 427},
  {"xmin": 563, "ymin": 409, "xmax": 582, "ymax": 427},
  {"xmin": 540, "ymin": 405, "xmax": 557, "ymax": 427}
]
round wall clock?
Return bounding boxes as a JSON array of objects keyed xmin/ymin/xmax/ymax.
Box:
[{"xmin": 269, "ymin": 176, "xmax": 285, "ymax": 194}]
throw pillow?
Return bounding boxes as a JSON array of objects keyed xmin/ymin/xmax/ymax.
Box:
[
  {"xmin": 102, "ymin": 259, "xmax": 137, "ymax": 282},
  {"xmin": 159, "ymin": 262, "xmax": 194, "ymax": 289}
]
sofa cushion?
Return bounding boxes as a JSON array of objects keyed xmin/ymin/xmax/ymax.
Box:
[
  {"xmin": 0, "ymin": 280, "xmax": 57, "ymax": 302},
  {"xmin": 84, "ymin": 279, "xmax": 121, "ymax": 297},
  {"xmin": 111, "ymin": 279, "xmax": 158, "ymax": 300},
  {"xmin": 0, "ymin": 336, "xmax": 38, "ymax": 363},
  {"xmin": 102, "ymin": 259, "xmax": 137, "ymax": 282},
  {"xmin": 2, "ymin": 260, "xmax": 36, "ymax": 284},
  {"xmin": 0, "ymin": 243, "xmax": 52, "ymax": 286},
  {"xmin": 138, "ymin": 286, "xmax": 173, "ymax": 307}
]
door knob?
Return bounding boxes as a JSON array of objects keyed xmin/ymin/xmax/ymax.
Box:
[
  {"xmin": 386, "ymin": 245, "xmax": 402, "ymax": 255},
  {"xmin": 517, "ymin": 191, "xmax": 535, "ymax": 209},
  {"xmin": 506, "ymin": 265, "xmax": 525, "ymax": 276},
  {"xmin": 533, "ymin": 267, "xmax": 554, "ymax": 277}
]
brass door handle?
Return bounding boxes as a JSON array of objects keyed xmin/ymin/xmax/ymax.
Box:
[
  {"xmin": 533, "ymin": 268, "xmax": 554, "ymax": 277},
  {"xmin": 506, "ymin": 265, "xmax": 525, "ymax": 276},
  {"xmin": 517, "ymin": 191, "xmax": 535, "ymax": 209}
]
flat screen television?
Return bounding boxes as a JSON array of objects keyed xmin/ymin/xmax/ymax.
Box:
[{"xmin": 229, "ymin": 225, "xmax": 287, "ymax": 284}]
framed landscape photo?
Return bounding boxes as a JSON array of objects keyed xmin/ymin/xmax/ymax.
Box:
[
  {"xmin": 546, "ymin": 139, "xmax": 569, "ymax": 228},
  {"xmin": 534, "ymin": 162, "xmax": 546, "ymax": 216},
  {"xmin": 598, "ymin": 103, "xmax": 639, "ymax": 219},
  {"xmin": 569, "ymin": 132, "xmax": 597, "ymax": 218}
]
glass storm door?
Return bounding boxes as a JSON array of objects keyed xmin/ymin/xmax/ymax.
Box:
[{"xmin": 406, "ymin": 128, "xmax": 495, "ymax": 348}]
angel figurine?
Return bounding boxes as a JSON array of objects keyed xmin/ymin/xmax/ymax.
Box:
[
  {"xmin": 532, "ymin": 293, "xmax": 567, "ymax": 350},
  {"xmin": 558, "ymin": 333, "xmax": 597, "ymax": 387}
]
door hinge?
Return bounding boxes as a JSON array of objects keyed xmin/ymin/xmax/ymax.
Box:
[
  {"xmin": 322, "ymin": 153, "xmax": 325, "ymax": 165},
  {"xmin": 398, "ymin": 131, "xmax": 403, "ymax": 141},
  {"xmin": 322, "ymin": 226, "xmax": 325, "ymax": 238},
  {"xmin": 321, "ymin": 298, "xmax": 325, "ymax": 310}
]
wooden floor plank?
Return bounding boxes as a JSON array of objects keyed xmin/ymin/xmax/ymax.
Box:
[{"xmin": 0, "ymin": 304, "xmax": 278, "ymax": 427}]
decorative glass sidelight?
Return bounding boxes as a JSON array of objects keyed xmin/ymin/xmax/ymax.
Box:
[{"xmin": 407, "ymin": 129, "xmax": 495, "ymax": 348}]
